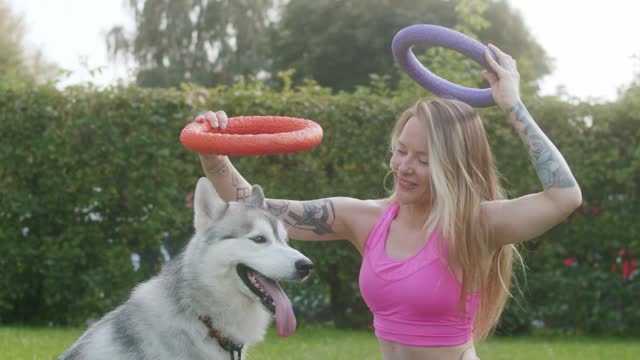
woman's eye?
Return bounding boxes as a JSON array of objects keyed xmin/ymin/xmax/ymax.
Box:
[
  {"xmin": 250, "ymin": 235, "xmax": 267, "ymax": 243},
  {"xmin": 419, "ymin": 160, "xmax": 429, "ymax": 165},
  {"xmin": 397, "ymin": 149, "xmax": 407, "ymax": 155}
]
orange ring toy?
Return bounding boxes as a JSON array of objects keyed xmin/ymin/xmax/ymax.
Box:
[{"xmin": 180, "ymin": 116, "xmax": 323, "ymax": 156}]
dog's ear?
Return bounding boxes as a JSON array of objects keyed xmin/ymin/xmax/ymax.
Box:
[
  {"xmin": 193, "ymin": 177, "xmax": 227, "ymax": 234},
  {"xmin": 249, "ymin": 185, "xmax": 266, "ymax": 209}
]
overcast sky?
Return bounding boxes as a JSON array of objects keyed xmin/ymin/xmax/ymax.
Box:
[{"xmin": 8, "ymin": 0, "xmax": 640, "ymax": 102}]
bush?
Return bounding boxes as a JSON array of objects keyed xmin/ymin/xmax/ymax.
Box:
[{"xmin": 0, "ymin": 79, "xmax": 638, "ymax": 336}]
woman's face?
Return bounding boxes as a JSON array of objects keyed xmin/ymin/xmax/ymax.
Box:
[{"xmin": 390, "ymin": 116, "xmax": 431, "ymax": 206}]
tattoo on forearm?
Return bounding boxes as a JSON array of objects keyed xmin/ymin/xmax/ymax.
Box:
[
  {"xmin": 267, "ymin": 200, "xmax": 290, "ymax": 217},
  {"xmin": 231, "ymin": 173, "xmax": 251, "ymax": 200},
  {"xmin": 508, "ymin": 102, "xmax": 576, "ymax": 189},
  {"xmin": 236, "ymin": 188, "xmax": 251, "ymax": 201},
  {"xmin": 206, "ymin": 160, "xmax": 228, "ymax": 176},
  {"xmin": 231, "ymin": 173, "xmax": 241, "ymax": 186},
  {"xmin": 284, "ymin": 199, "xmax": 336, "ymax": 235}
]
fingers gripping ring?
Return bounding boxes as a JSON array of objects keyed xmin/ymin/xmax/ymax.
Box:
[{"xmin": 392, "ymin": 24, "xmax": 498, "ymax": 107}]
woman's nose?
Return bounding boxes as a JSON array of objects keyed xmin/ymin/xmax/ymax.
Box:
[{"xmin": 398, "ymin": 161, "xmax": 414, "ymax": 175}]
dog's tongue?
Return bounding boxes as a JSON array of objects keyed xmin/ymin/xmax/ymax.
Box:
[{"xmin": 255, "ymin": 275, "xmax": 296, "ymax": 337}]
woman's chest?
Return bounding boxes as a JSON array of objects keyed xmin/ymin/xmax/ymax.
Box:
[
  {"xmin": 361, "ymin": 259, "xmax": 463, "ymax": 317},
  {"xmin": 384, "ymin": 224, "xmax": 431, "ymax": 260}
]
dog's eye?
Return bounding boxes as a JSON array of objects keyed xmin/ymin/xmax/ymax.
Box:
[{"xmin": 250, "ymin": 235, "xmax": 267, "ymax": 244}]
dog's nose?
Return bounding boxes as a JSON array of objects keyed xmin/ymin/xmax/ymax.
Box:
[{"xmin": 295, "ymin": 259, "xmax": 314, "ymax": 277}]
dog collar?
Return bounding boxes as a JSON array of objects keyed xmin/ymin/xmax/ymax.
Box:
[{"xmin": 199, "ymin": 315, "xmax": 244, "ymax": 360}]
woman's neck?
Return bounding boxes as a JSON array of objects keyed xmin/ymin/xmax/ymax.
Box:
[{"xmin": 396, "ymin": 203, "xmax": 431, "ymax": 230}]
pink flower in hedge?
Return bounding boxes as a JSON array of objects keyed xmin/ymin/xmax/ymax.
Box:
[
  {"xmin": 563, "ymin": 257, "xmax": 577, "ymax": 267},
  {"xmin": 619, "ymin": 249, "xmax": 637, "ymax": 280}
]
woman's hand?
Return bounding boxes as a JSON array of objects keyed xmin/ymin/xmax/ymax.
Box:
[
  {"xmin": 196, "ymin": 110, "xmax": 229, "ymax": 130},
  {"xmin": 481, "ymin": 43, "xmax": 522, "ymax": 111},
  {"xmin": 195, "ymin": 110, "xmax": 229, "ymax": 159}
]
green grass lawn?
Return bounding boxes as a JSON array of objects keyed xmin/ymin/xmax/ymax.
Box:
[{"xmin": 2, "ymin": 325, "xmax": 639, "ymax": 360}]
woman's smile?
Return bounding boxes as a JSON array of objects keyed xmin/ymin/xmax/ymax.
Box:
[{"xmin": 396, "ymin": 175, "xmax": 418, "ymax": 190}]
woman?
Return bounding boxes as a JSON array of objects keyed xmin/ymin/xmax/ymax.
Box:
[{"xmin": 196, "ymin": 44, "xmax": 582, "ymax": 360}]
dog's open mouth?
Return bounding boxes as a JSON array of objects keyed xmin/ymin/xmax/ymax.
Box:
[
  {"xmin": 236, "ymin": 264, "xmax": 296, "ymax": 337},
  {"xmin": 236, "ymin": 264, "xmax": 276, "ymax": 313}
]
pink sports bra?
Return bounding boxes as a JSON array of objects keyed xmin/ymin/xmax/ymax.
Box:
[{"xmin": 359, "ymin": 203, "xmax": 480, "ymax": 346}]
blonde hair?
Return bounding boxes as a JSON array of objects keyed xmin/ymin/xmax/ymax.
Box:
[{"xmin": 388, "ymin": 97, "xmax": 522, "ymax": 342}]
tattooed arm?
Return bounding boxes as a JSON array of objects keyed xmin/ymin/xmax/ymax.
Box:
[
  {"xmin": 200, "ymin": 153, "xmax": 254, "ymax": 202},
  {"xmin": 197, "ymin": 111, "xmax": 373, "ymax": 246},
  {"xmin": 507, "ymin": 102, "xmax": 578, "ymax": 191},
  {"xmin": 201, "ymin": 153, "xmax": 370, "ymax": 243},
  {"xmin": 263, "ymin": 197, "xmax": 373, "ymax": 244},
  {"xmin": 480, "ymin": 45, "xmax": 582, "ymax": 247}
]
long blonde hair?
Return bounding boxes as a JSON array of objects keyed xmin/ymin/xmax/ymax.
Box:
[{"xmin": 388, "ymin": 98, "xmax": 522, "ymax": 342}]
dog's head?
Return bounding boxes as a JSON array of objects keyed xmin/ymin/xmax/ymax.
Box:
[{"xmin": 187, "ymin": 177, "xmax": 312, "ymax": 337}]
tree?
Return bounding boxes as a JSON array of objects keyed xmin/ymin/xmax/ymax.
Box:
[
  {"xmin": 268, "ymin": 0, "xmax": 456, "ymax": 91},
  {"xmin": 0, "ymin": 1, "xmax": 58, "ymax": 83},
  {"xmin": 107, "ymin": 0, "xmax": 277, "ymax": 88},
  {"xmin": 478, "ymin": 0, "xmax": 550, "ymax": 93},
  {"xmin": 269, "ymin": 0, "xmax": 550, "ymax": 92}
]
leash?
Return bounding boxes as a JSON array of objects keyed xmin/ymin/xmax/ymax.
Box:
[{"xmin": 199, "ymin": 315, "xmax": 244, "ymax": 360}]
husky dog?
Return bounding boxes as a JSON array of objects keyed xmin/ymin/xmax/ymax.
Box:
[{"xmin": 59, "ymin": 178, "xmax": 313, "ymax": 360}]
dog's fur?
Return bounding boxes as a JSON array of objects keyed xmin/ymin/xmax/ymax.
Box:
[{"xmin": 59, "ymin": 178, "xmax": 312, "ymax": 360}]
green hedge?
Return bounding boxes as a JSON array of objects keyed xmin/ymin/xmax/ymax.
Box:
[{"xmin": 1, "ymin": 79, "xmax": 638, "ymax": 335}]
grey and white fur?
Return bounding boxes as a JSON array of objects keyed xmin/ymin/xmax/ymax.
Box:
[{"xmin": 59, "ymin": 177, "xmax": 313, "ymax": 360}]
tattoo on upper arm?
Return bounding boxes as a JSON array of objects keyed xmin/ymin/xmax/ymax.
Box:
[
  {"xmin": 508, "ymin": 102, "xmax": 577, "ymax": 189},
  {"xmin": 267, "ymin": 200, "xmax": 290, "ymax": 217},
  {"xmin": 285, "ymin": 199, "xmax": 336, "ymax": 235}
]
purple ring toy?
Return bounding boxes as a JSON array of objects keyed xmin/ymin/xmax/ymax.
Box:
[{"xmin": 392, "ymin": 24, "xmax": 498, "ymax": 108}]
